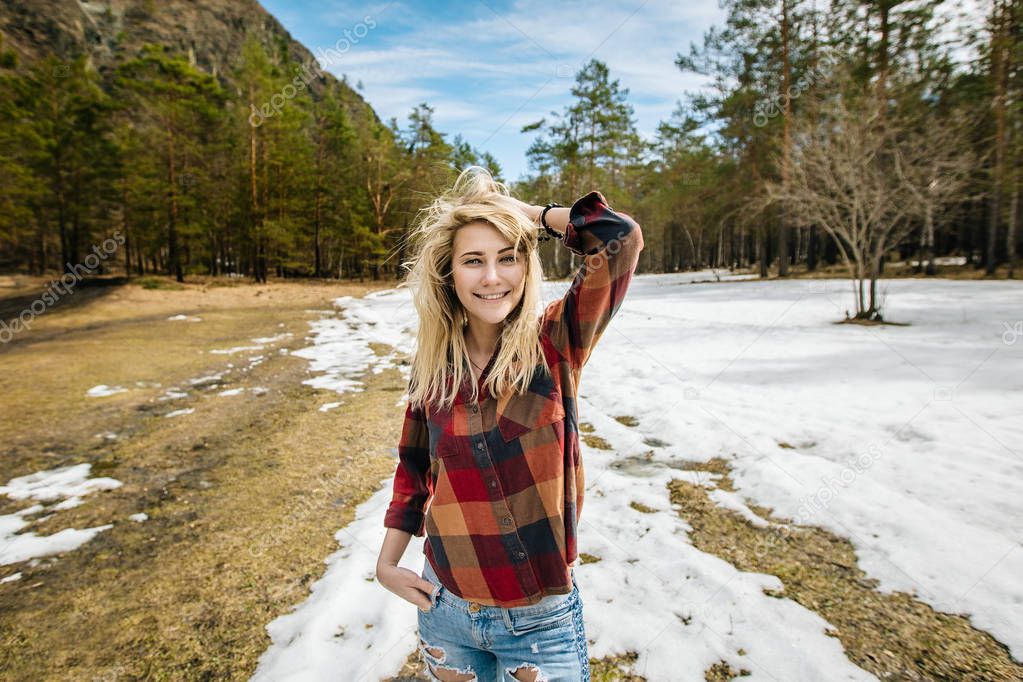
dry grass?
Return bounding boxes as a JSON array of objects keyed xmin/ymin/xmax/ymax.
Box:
[
  {"xmin": 669, "ymin": 458, "xmax": 1023, "ymax": 681},
  {"xmin": 590, "ymin": 651, "xmax": 645, "ymax": 681},
  {"xmin": 704, "ymin": 660, "xmax": 751, "ymax": 681},
  {"xmin": 583, "ymin": 434, "xmax": 613, "ymax": 450},
  {"xmin": 731, "ymin": 260, "xmax": 1020, "ymax": 281},
  {"xmin": 677, "ymin": 458, "xmax": 736, "ymax": 491},
  {"xmin": 0, "ymin": 274, "xmax": 406, "ymax": 680}
]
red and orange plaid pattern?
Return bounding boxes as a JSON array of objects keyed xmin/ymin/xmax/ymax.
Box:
[{"xmin": 384, "ymin": 190, "xmax": 644, "ymax": 606}]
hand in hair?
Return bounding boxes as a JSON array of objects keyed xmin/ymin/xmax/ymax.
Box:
[
  {"xmin": 509, "ymin": 196, "xmax": 571, "ymax": 237},
  {"xmin": 505, "ymin": 196, "xmax": 542, "ymax": 225}
]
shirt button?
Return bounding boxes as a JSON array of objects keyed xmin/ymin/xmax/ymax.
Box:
[
  {"xmin": 488, "ymin": 480, "xmax": 497, "ymax": 488},
  {"xmin": 516, "ymin": 551, "xmax": 526, "ymax": 560},
  {"xmin": 476, "ymin": 441, "xmax": 484, "ymax": 450},
  {"xmin": 501, "ymin": 517, "xmax": 512, "ymax": 525},
  {"xmin": 471, "ymin": 404, "xmax": 479, "ymax": 413}
]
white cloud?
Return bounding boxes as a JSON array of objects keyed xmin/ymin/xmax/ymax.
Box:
[
  {"xmin": 310, "ymin": 0, "xmax": 726, "ymax": 178},
  {"xmin": 277, "ymin": 0, "xmax": 982, "ymax": 180},
  {"xmin": 355, "ymin": 84, "xmax": 439, "ymax": 116}
]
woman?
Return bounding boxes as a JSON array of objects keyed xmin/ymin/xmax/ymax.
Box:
[{"xmin": 376, "ymin": 166, "xmax": 643, "ymax": 681}]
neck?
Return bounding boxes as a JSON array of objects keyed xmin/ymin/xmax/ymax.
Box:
[{"xmin": 464, "ymin": 318, "xmax": 502, "ymax": 361}]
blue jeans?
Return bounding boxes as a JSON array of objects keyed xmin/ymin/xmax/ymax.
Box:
[{"xmin": 417, "ymin": 559, "xmax": 591, "ymax": 681}]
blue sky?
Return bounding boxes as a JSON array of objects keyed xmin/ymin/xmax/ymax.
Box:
[{"xmin": 259, "ymin": 0, "xmax": 726, "ymax": 182}]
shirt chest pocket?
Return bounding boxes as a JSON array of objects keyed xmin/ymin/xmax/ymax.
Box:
[
  {"xmin": 495, "ymin": 384, "xmax": 566, "ymax": 445},
  {"xmin": 426, "ymin": 369, "xmax": 566, "ymax": 457}
]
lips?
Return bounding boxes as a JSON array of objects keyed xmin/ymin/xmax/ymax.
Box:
[{"xmin": 474, "ymin": 291, "xmax": 509, "ymax": 301}]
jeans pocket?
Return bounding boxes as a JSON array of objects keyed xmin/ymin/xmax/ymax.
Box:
[
  {"xmin": 420, "ymin": 578, "xmax": 443, "ymax": 614},
  {"xmin": 506, "ymin": 591, "xmax": 577, "ymax": 635}
]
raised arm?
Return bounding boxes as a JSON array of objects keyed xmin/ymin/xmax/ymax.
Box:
[{"xmin": 529, "ymin": 191, "xmax": 644, "ymax": 372}]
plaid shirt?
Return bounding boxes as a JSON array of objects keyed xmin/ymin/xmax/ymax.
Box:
[{"xmin": 384, "ymin": 190, "xmax": 644, "ymax": 606}]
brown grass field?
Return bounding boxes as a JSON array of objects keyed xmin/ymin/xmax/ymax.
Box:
[{"xmin": 0, "ymin": 275, "xmax": 411, "ymax": 680}]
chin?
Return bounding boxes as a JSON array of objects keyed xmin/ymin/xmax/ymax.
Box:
[{"xmin": 477, "ymin": 310, "xmax": 511, "ymax": 325}]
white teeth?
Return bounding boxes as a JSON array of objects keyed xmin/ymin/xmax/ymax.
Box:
[{"xmin": 476, "ymin": 291, "xmax": 508, "ymax": 300}]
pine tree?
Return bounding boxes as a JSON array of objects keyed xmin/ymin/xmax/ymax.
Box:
[
  {"xmin": 2, "ymin": 55, "xmax": 118, "ymax": 276},
  {"xmin": 388, "ymin": 103, "xmax": 454, "ymax": 280},
  {"xmin": 116, "ymin": 44, "xmax": 224, "ymax": 282},
  {"xmin": 522, "ymin": 59, "xmax": 640, "ymax": 276}
]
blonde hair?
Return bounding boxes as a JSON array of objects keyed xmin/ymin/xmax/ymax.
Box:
[{"xmin": 402, "ymin": 166, "xmax": 546, "ymax": 412}]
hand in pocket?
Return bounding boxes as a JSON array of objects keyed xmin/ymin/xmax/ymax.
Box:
[{"xmin": 376, "ymin": 563, "xmax": 437, "ymax": 611}]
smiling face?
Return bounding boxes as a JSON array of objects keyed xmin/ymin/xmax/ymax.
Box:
[{"xmin": 451, "ymin": 220, "xmax": 527, "ymax": 329}]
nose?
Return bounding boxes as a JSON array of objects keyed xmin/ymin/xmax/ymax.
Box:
[{"xmin": 481, "ymin": 260, "xmax": 500, "ymax": 286}]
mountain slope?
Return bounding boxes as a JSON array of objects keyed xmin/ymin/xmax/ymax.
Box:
[{"xmin": 0, "ymin": 0, "xmax": 364, "ymax": 106}]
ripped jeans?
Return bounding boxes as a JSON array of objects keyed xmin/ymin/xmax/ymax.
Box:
[{"xmin": 417, "ymin": 559, "xmax": 590, "ymax": 681}]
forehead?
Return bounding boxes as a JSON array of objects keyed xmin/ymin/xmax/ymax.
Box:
[{"xmin": 453, "ymin": 220, "xmax": 515, "ymax": 256}]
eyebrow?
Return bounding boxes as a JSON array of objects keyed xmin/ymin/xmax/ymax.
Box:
[{"xmin": 459, "ymin": 246, "xmax": 516, "ymax": 258}]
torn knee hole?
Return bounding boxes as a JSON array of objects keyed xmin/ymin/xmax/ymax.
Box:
[
  {"xmin": 418, "ymin": 640, "xmax": 477, "ymax": 681},
  {"xmin": 419, "ymin": 638, "xmax": 445, "ymax": 660},
  {"xmin": 427, "ymin": 663, "xmax": 476, "ymax": 681},
  {"xmin": 509, "ymin": 662, "xmax": 548, "ymax": 682}
]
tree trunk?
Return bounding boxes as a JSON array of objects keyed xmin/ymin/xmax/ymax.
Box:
[
  {"xmin": 34, "ymin": 210, "xmax": 47, "ymax": 275},
  {"xmin": 166, "ymin": 122, "xmax": 183, "ymax": 283},
  {"xmin": 807, "ymin": 226, "xmax": 818, "ymax": 271},
  {"xmin": 924, "ymin": 201, "xmax": 937, "ymax": 275},
  {"xmin": 988, "ymin": 0, "xmax": 1010, "ymax": 275},
  {"xmin": 1008, "ymin": 173, "xmax": 1019, "ymax": 278},
  {"xmin": 248, "ymin": 86, "xmax": 266, "ymax": 284},
  {"xmin": 758, "ymin": 226, "xmax": 768, "ymax": 278}
]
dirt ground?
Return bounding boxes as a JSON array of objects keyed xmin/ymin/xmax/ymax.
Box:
[{"xmin": 0, "ymin": 274, "xmax": 409, "ymax": 680}]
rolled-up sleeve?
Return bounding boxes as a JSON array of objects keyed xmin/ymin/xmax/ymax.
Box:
[
  {"xmin": 542, "ymin": 190, "xmax": 644, "ymax": 371},
  {"xmin": 383, "ymin": 400, "xmax": 432, "ymax": 537}
]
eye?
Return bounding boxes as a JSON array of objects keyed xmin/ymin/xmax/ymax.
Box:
[{"xmin": 462, "ymin": 255, "xmax": 517, "ymax": 265}]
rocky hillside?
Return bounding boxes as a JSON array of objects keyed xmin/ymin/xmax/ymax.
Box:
[{"xmin": 0, "ymin": 0, "xmax": 363, "ymax": 104}]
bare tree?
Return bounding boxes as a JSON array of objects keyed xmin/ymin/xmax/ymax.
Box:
[
  {"xmin": 893, "ymin": 109, "xmax": 985, "ymax": 276},
  {"xmin": 763, "ymin": 74, "xmax": 977, "ymax": 321},
  {"xmin": 987, "ymin": 0, "xmax": 1014, "ymax": 275}
]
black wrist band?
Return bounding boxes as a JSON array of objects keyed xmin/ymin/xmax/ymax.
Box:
[{"xmin": 537, "ymin": 203, "xmax": 563, "ymax": 242}]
